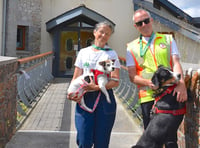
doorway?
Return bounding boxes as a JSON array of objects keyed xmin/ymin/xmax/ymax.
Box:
[
  {"xmin": 59, "ymin": 29, "xmax": 94, "ymax": 77},
  {"xmin": 46, "ymin": 5, "xmax": 115, "ymax": 77}
]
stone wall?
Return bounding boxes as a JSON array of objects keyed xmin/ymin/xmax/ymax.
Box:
[
  {"xmin": 17, "ymin": 0, "xmax": 42, "ymax": 56},
  {"xmin": 5, "ymin": 0, "xmax": 42, "ymax": 57},
  {"xmin": 0, "ymin": 57, "xmax": 18, "ymax": 147}
]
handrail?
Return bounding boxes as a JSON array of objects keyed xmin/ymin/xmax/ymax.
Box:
[
  {"xmin": 18, "ymin": 51, "xmax": 53, "ymax": 64},
  {"xmin": 16, "ymin": 51, "xmax": 54, "ymax": 129}
]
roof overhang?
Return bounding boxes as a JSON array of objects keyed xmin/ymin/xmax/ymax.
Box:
[
  {"xmin": 153, "ymin": 0, "xmax": 200, "ymax": 28},
  {"xmin": 46, "ymin": 5, "xmax": 115, "ymax": 32}
]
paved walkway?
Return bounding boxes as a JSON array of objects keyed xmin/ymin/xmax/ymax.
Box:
[{"xmin": 6, "ymin": 78, "xmax": 142, "ymax": 148}]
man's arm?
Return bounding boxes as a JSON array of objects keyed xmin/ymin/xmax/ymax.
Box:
[
  {"xmin": 127, "ymin": 66, "xmax": 156, "ymax": 89},
  {"xmin": 172, "ymin": 55, "xmax": 187, "ymax": 102}
]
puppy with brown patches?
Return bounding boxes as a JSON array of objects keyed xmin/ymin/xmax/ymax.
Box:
[
  {"xmin": 91, "ymin": 59, "xmax": 116, "ymax": 104},
  {"xmin": 67, "ymin": 59, "xmax": 115, "ymax": 112}
]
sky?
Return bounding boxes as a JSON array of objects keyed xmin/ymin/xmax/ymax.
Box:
[{"xmin": 168, "ymin": 0, "xmax": 200, "ymax": 17}]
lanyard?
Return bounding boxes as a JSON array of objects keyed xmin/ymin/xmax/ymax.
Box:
[
  {"xmin": 92, "ymin": 44, "xmax": 112, "ymax": 51},
  {"xmin": 139, "ymin": 32, "xmax": 154, "ymax": 57}
]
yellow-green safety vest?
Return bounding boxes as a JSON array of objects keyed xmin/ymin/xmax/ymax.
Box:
[{"xmin": 127, "ymin": 33, "xmax": 173, "ymax": 103}]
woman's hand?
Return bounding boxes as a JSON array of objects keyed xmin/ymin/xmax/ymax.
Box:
[
  {"xmin": 67, "ymin": 92, "xmax": 82, "ymax": 103},
  {"xmin": 82, "ymin": 76, "xmax": 99, "ymax": 92}
]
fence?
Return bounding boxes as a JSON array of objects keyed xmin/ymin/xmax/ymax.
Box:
[
  {"xmin": 115, "ymin": 57, "xmax": 200, "ymax": 148},
  {"xmin": 0, "ymin": 51, "xmax": 54, "ymax": 147},
  {"xmin": 17, "ymin": 51, "xmax": 54, "ymax": 128}
]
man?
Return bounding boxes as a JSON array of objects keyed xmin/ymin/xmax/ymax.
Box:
[{"xmin": 126, "ymin": 9, "xmax": 187, "ymax": 143}]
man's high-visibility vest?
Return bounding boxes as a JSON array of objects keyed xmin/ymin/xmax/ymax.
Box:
[{"xmin": 127, "ymin": 33, "xmax": 173, "ymax": 103}]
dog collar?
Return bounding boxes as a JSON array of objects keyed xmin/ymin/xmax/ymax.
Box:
[
  {"xmin": 92, "ymin": 44, "xmax": 112, "ymax": 51},
  {"xmin": 155, "ymin": 84, "xmax": 177, "ymax": 101}
]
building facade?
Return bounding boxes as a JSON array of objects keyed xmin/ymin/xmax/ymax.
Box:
[{"xmin": 1, "ymin": 0, "xmax": 200, "ymax": 77}]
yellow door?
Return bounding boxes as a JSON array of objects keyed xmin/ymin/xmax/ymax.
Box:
[
  {"xmin": 60, "ymin": 31, "xmax": 78, "ymax": 75},
  {"xmin": 59, "ymin": 30, "xmax": 94, "ymax": 76}
]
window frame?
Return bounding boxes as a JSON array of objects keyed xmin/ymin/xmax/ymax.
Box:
[{"xmin": 17, "ymin": 26, "xmax": 26, "ymax": 50}]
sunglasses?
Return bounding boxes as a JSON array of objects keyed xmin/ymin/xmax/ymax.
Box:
[{"xmin": 135, "ymin": 18, "xmax": 150, "ymax": 27}]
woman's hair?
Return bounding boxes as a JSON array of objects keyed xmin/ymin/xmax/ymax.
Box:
[{"xmin": 94, "ymin": 21, "xmax": 114, "ymax": 33}]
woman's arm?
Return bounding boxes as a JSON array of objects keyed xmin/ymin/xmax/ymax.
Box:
[
  {"xmin": 71, "ymin": 67, "xmax": 83, "ymax": 81},
  {"xmin": 105, "ymin": 68, "xmax": 120, "ymax": 89},
  {"xmin": 67, "ymin": 67, "xmax": 83, "ymax": 103}
]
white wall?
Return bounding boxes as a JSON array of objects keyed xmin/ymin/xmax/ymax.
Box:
[
  {"xmin": 40, "ymin": 0, "xmax": 136, "ymax": 57},
  {"xmin": 40, "ymin": 0, "xmax": 200, "ymax": 63}
]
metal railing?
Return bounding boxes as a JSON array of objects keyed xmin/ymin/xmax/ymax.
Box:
[
  {"xmin": 114, "ymin": 57, "xmax": 143, "ymax": 126},
  {"xmin": 16, "ymin": 51, "xmax": 54, "ymax": 128}
]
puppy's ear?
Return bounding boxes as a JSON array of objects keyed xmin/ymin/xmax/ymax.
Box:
[
  {"xmin": 99, "ymin": 61, "xmax": 106, "ymax": 66},
  {"xmin": 112, "ymin": 59, "xmax": 115, "ymax": 63}
]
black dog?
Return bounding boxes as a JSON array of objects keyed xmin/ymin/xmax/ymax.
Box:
[{"xmin": 132, "ymin": 65, "xmax": 187, "ymax": 148}]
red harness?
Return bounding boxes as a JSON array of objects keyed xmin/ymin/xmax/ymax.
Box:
[
  {"xmin": 91, "ymin": 69, "xmax": 110, "ymax": 84},
  {"xmin": 153, "ymin": 84, "xmax": 186, "ymax": 115}
]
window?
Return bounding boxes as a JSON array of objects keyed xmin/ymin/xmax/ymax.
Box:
[{"xmin": 17, "ymin": 26, "xmax": 26, "ymax": 50}]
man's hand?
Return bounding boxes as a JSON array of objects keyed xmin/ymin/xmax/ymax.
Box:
[
  {"xmin": 148, "ymin": 80, "xmax": 159, "ymax": 90},
  {"xmin": 173, "ymin": 81, "xmax": 187, "ymax": 102}
]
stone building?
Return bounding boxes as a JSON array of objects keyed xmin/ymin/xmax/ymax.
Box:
[
  {"xmin": 0, "ymin": 0, "xmax": 200, "ymax": 77},
  {"xmin": 1, "ymin": 0, "xmax": 42, "ymax": 57}
]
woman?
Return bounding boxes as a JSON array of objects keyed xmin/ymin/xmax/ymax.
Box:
[{"xmin": 67, "ymin": 21, "xmax": 120, "ymax": 148}]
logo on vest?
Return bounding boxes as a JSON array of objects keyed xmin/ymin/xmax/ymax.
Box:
[{"xmin": 159, "ymin": 43, "xmax": 166, "ymax": 49}]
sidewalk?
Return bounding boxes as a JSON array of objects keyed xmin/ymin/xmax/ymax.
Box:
[{"xmin": 6, "ymin": 78, "xmax": 142, "ymax": 148}]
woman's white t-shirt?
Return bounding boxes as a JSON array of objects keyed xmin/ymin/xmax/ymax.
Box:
[{"xmin": 75, "ymin": 46, "xmax": 120, "ymax": 73}]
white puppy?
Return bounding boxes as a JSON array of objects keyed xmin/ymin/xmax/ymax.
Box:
[
  {"xmin": 67, "ymin": 69, "xmax": 94, "ymax": 112},
  {"xmin": 67, "ymin": 59, "xmax": 115, "ymax": 112},
  {"xmin": 92, "ymin": 59, "xmax": 115, "ymax": 103}
]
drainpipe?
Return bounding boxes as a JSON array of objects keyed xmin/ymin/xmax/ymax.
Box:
[{"xmin": 1, "ymin": 0, "xmax": 7, "ymax": 56}]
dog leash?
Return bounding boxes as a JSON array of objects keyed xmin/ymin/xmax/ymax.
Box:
[
  {"xmin": 79, "ymin": 91, "xmax": 101, "ymax": 113},
  {"xmin": 73, "ymin": 81, "xmax": 102, "ymax": 113},
  {"xmin": 78, "ymin": 69, "xmax": 112, "ymax": 113}
]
